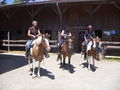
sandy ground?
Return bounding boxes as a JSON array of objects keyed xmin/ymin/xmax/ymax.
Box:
[{"xmin": 0, "ymin": 53, "xmax": 120, "ymax": 90}]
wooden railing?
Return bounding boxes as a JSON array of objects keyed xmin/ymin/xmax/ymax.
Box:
[
  {"xmin": 101, "ymin": 41, "xmax": 120, "ymax": 49},
  {"xmin": 0, "ymin": 40, "xmax": 58, "ymax": 51}
]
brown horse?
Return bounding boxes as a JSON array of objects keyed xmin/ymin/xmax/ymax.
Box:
[
  {"xmin": 57, "ymin": 36, "xmax": 74, "ymax": 71},
  {"xmin": 26, "ymin": 35, "xmax": 50, "ymax": 78}
]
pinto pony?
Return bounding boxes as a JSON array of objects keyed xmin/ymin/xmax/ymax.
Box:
[
  {"xmin": 26, "ymin": 35, "xmax": 50, "ymax": 78},
  {"xmin": 86, "ymin": 38, "xmax": 97, "ymax": 70}
]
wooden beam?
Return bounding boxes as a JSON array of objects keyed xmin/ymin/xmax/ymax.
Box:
[
  {"xmin": 25, "ymin": 6, "xmax": 48, "ymax": 20},
  {"xmin": 51, "ymin": 7, "xmax": 59, "ymax": 16},
  {"xmin": 91, "ymin": 4, "xmax": 102, "ymax": 15},
  {"xmin": 83, "ymin": 4, "xmax": 102, "ymax": 15},
  {"xmin": 61, "ymin": 5, "xmax": 71, "ymax": 15},
  {"xmin": 7, "ymin": 31, "xmax": 10, "ymax": 51},
  {"xmin": 112, "ymin": 1, "xmax": 120, "ymax": 11},
  {"xmin": 56, "ymin": 2, "xmax": 62, "ymax": 29},
  {"xmin": 1, "ymin": 8, "xmax": 18, "ymax": 20}
]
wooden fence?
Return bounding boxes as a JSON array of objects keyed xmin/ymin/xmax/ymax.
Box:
[{"xmin": 0, "ymin": 40, "xmax": 58, "ymax": 51}]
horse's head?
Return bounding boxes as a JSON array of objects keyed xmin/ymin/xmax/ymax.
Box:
[
  {"xmin": 42, "ymin": 34, "xmax": 51, "ymax": 52},
  {"xmin": 36, "ymin": 35, "xmax": 51, "ymax": 52},
  {"xmin": 67, "ymin": 36, "xmax": 74, "ymax": 51}
]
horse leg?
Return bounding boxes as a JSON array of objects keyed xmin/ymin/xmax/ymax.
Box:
[
  {"xmin": 68, "ymin": 57, "xmax": 71, "ymax": 65},
  {"xmin": 87, "ymin": 56, "xmax": 91, "ymax": 70},
  {"xmin": 63, "ymin": 56, "xmax": 66, "ymax": 65},
  {"xmin": 32, "ymin": 59, "xmax": 36, "ymax": 78},
  {"xmin": 60, "ymin": 54, "xmax": 62, "ymax": 64},
  {"xmin": 68, "ymin": 56, "xmax": 71, "ymax": 72},
  {"xmin": 37, "ymin": 61, "xmax": 41, "ymax": 78},
  {"xmin": 93, "ymin": 56, "xmax": 95, "ymax": 68},
  {"xmin": 28, "ymin": 58, "xmax": 31, "ymax": 72}
]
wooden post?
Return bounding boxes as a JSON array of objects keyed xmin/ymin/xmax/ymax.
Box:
[
  {"xmin": 56, "ymin": 2, "xmax": 62, "ymax": 41},
  {"xmin": 7, "ymin": 31, "xmax": 10, "ymax": 52}
]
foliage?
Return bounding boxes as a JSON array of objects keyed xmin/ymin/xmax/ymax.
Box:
[{"xmin": 0, "ymin": 0, "xmax": 6, "ymax": 5}]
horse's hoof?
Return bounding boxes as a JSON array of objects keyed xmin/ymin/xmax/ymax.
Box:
[
  {"xmin": 37, "ymin": 76, "xmax": 41, "ymax": 79},
  {"xmin": 29, "ymin": 69, "xmax": 31, "ymax": 72},
  {"xmin": 88, "ymin": 68, "xmax": 91, "ymax": 70},
  {"xmin": 29, "ymin": 73, "xmax": 32, "ymax": 76},
  {"xmin": 32, "ymin": 75, "xmax": 36, "ymax": 79}
]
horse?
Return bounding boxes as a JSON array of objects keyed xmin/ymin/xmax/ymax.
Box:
[
  {"xmin": 87, "ymin": 38, "xmax": 97, "ymax": 70},
  {"xmin": 25, "ymin": 35, "xmax": 51, "ymax": 78},
  {"xmin": 57, "ymin": 36, "xmax": 74, "ymax": 72},
  {"xmin": 81, "ymin": 37, "xmax": 106, "ymax": 61},
  {"xmin": 81, "ymin": 38, "xmax": 97, "ymax": 70}
]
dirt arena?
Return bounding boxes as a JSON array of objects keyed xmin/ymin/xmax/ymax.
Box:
[{"xmin": 0, "ymin": 52, "xmax": 120, "ymax": 90}]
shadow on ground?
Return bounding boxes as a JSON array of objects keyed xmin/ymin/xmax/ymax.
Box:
[
  {"xmin": 59, "ymin": 63, "xmax": 76, "ymax": 73},
  {"xmin": 30, "ymin": 67, "xmax": 55, "ymax": 79},
  {"xmin": 80, "ymin": 62, "xmax": 98, "ymax": 72},
  {"xmin": 0, "ymin": 54, "xmax": 27, "ymax": 74}
]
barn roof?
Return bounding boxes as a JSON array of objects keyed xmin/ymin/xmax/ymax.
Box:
[{"xmin": 0, "ymin": 0, "xmax": 119, "ymax": 9}]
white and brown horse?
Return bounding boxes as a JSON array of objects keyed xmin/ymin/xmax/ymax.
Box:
[
  {"xmin": 85, "ymin": 38, "xmax": 97, "ymax": 70},
  {"xmin": 26, "ymin": 35, "xmax": 50, "ymax": 78}
]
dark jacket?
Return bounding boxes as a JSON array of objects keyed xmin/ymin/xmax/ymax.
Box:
[{"xmin": 84, "ymin": 30, "xmax": 96, "ymax": 40}]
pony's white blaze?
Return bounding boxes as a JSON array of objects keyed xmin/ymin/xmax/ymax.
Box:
[
  {"xmin": 36, "ymin": 36, "xmax": 42, "ymax": 45},
  {"xmin": 45, "ymin": 38, "xmax": 51, "ymax": 52}
]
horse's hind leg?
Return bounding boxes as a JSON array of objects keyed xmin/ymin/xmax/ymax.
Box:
[{"xmin": 37, "ymin": 61, "xmax": 41, "ymax": 78}]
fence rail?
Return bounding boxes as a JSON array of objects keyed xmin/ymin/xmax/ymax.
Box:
[{"xmin": 0, "ymin": 40, "xmax": 58, "ymax": 51}]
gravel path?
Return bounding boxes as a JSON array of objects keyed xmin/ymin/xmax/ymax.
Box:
[{"xmin": 0, "ymin": 53, "xmax": 120, "ymax": 90}]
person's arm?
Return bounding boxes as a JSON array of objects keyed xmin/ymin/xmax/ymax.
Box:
[
  {"xmin": 68, "ymin": 32, "xmax": 72, "ymax": 36},
  {"xmin": 36, "ymin": 30, "xmax": 41, "ymax": 37},
  {"xmin": 27, "ymin": 29, "xmax": 36, "ymax": 38},
  {"xmin": 84, "ymin": 31, "xmax": 87, "ymax": 41},
  {"xmin": 61, "ymin": 30, "xmax": 67, "ymax": 37},
  {"xmin": 61, "ymin": 30, "xmax": 65, "ymax": 36},
  {"xmin": 92, "ymin": 31, "xmax": 96, "ymax": 38}
]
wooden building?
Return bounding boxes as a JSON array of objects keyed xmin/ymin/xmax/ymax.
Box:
[{"xmin": 0, "ymin": 0, "xmax": 120, "ymax": 51}]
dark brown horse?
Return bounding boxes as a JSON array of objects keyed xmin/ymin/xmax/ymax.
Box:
[
  {"xmin": 57, "ymin": 36, "xmax": 74, "ymax": 71},
  {"xmin": 26, "ymin": 35, "xmax": 50, "ymax": 78}
]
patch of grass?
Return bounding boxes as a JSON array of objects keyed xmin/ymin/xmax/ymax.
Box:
[{"xmin": 104, "ymin": 56, "xmax": 120, "ymax": 61}]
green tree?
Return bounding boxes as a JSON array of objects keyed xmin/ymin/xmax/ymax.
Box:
[
  {"xmin": 0, "ymin": 0, "xmax": 6, "ymax": 5},
  {"xmin": 14, "ymin": 0, "xmax": 24, "ymax": 4}
]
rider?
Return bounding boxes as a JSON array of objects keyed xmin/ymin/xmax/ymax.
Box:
[
  {"xmin": 25, "ymin": 21, "xmax": 49, "ymax": 58},
  {"xmin": 96, "ymin": 36, "xmax": 103, "ymax": 53},
  {"xmin": 57, "ymin": 28, "xmax": 72, "ymax": 55},
  {"xmin": 83, "ymin": 25, "xmax": 96, "ymax": 53}
]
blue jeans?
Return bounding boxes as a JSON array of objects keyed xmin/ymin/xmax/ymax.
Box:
[
  {"xmin": 96, "ymin": 46, "xmax": 103, "ymax": 53},
  {"xmin": 26, "ymin": 40, "xmax": 33, "ymax": 52},
  {"xmin": 82, "ymin": 40, "xmax": 90, "ymax": 52},
  {"xmin": 57, "ymin": 39, "xmax": 66, "ymax": 53}
]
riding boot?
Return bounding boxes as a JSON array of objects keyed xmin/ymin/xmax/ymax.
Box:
[
  {"xmin": 57, "ymin": 46, "xmax": 61, "ymax": 55},
  {"xmin": 25, "ymin": 49, "xmax": 30, "ymax": 57}
]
